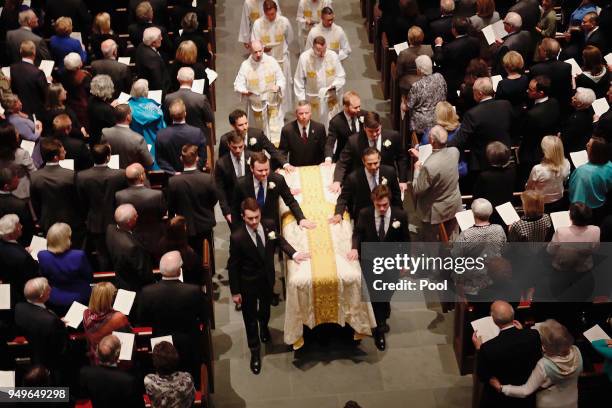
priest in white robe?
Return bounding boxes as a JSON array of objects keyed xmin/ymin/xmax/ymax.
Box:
[
  {"xmin": 251, "ymin": 0, "xmax": 294, "ymax": 114},
  {"xmin": 234, "ymin": 40, "xmax": 286, "ymax": 144},
  {"xmin": 296, "ymin": 0, "xmax": 333, "ymax": 51},
  {"xmin": 305, "ymin": 6, "xmax": 351, "ymax": 61},
  {"xmin": 294, "ymin": 36, "xmax": 345, "ymax": 130},
  {"xmin": 238, "ymin": 0, "xmax": 281, "ymax": 46}
]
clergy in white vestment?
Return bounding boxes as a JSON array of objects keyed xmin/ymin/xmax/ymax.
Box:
[
  {"xmin": 296, "ymin": 0, "xmax": 333, "ymax": 51},
  {"xmin": 304, "ymin": 6, "xmax": 351, "ymax": 61},
  {"xmin": 238, "ymin": 0, "xmax": 281, "ymax": 46},
  {"xmin": 234, "ymin": 40, "xmax": 286, "ymax": 144},
  {"xmin": 251, "ymin": 0, "xmax": 294, "ymax": 114},
  {"xmin": 294, "ymin": 36, "xmax": 345, "ymax": 130}
]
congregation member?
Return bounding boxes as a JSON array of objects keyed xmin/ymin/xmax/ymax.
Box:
[
  {"xmin": 396, "ymin": 26, "xmax": 433, "ymax": 95},
  {"xmin": 2, "ymin": 94, "xmax": 42, "ymax": 142},
  {"xmin": 134, "ymin": 26, "xmax": 172, "ymax": 94},
  {"xmin": 430, "ymin": 0, "xmax": 456, "ymax": 42},
  {"xmin": 41, "ymin": 83, "xmax": 85, "ymax": 140},
  {"xmin": 469, "ymin": 0, "xmax": 500, "ymax": 31},
  {"xmin": 325, "ymin": 91, "xmax": 365, "ymax": 163},
  {"xmin": 296, "ymin": 0, "xmax": 333, "ymax": 51},
  {"xmin": 59, "ymin": 53, "xmax": 91, "ymax": 130},
  {"xmin": 174, "ymin": 12, "xmax": 212, "ymax": 67},
  {"xmin": 10, "ymin": 41, "xmax": 49, "ymax": 117},
  {"xmin": 305, "ymin": 6, "xmax": 351, "ymax": 62},
  {"xmin": 158, "ymin": 216, "xmax": 205, "ymax": 285},
  {"xmin": 495, "ymin": 51, "xmax": 529, "ymax": 111},
  {"xmin": 90, "ymin": 12, "xmax": 124, "ymax": 61},
  {"xmin": 278, "ymin": 100, "xmax": 327, "ymax": 166},
  {"xmin": 91, "ymin": 39, "xmax": 134, "ymax": 99},
  {"xmin": 508, "ymin": 190, "xmax": 553, "ymax": 242},
  {"xmin": 0, "ymin": 168, "xmax": 34, "ymax": 245},
  {"xmin": 6, "ymin": 9, "xmax": 52, "ymax": 64},
  {"xmin": 525, "ymin": 136, "xmax": 570, "ymax": 212},
  {"xmin": 473, "ymin": 142, "xmax": 517, "ymax": 214},
  {"xmin": 530, "ymin": 39, "xmax": 572, "ymax": 114},
  {"xmin": 49, "ymin": 17, "xmax": 87, "ymax": 70},
  {"xmin": 0, "ymin": 123, "xmax": 36, "ymax": 200},
  {"xmin": 575, "ymin": 46, "xmax": 610, "ymax": 99},
  {"xmin": 129, "ymin": 1, "xmax": 174, "ymax": 60},
  {"xmin": 559, "ymin": 87, "xmax": 596, "ymax": 155},
  {"xmin": 145, "ymin": 341, "xmax": 196, "ymax": 408},
  {"xmin": 171, "ymin": 40, "xmax": 210, "ymax": 95},
  {"xmin": 47, "ymin": 113, "xmax": 93, "ymax": 172},
  {"xmin": 87, "ymin": 74, "xmax": 117, "ymax": 146},
  {"xmin": 493, "ymin": 12, "xmax": 533, "ymax": 73}
]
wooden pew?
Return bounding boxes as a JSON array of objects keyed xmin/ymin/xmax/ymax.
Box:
[
  {"xmin": 203, "ymin": 238, "xmax": 215, "ymax": 330},
  {"xmin": 389, "ymin": 61, "xmax": 401, "ymax": 130},
  {"xmin": 381, "ymin": 46, "xmax": 396, "ymax": 100}
]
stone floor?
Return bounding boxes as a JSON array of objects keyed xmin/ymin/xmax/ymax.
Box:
[{"xmin": 209, "ymin": 1, "xmax": 472, "ymax": 406}]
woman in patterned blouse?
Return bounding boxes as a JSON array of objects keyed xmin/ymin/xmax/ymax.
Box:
[{"xmin": 509, "ymin": 190, "xmax": 553, "ymax": 242}]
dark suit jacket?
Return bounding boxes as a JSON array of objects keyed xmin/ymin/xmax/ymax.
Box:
[
  {"xmin": 449, "ymin": 99, "xmax": 514, "ymax": 171},
  {"xmin": 214, "ymin": 152, "xmax": 253, "ymax": 216},
  {"xmin": 529, "ymin": 60, "xmax": 573, "ymax": 110},
  {"xmin": 335, "ymin": 165, "xmax": 402, "ymax": 218},
  {"xmin": 560, "ymin": 107, "xmax": 594, "ymax": 156},
  {"xmin": 325, "ymin": 111, "xmax": 368, "ymax": 162},
  {"xmin": 495, "ymin": 31, "xmax": 533, "ymax": 74},
  {"xmin": 5, "ymin": 27, "xmax": 52, "ymax": 64},
  {"xmin": 30, "ymin": 164, "xmax": 84, "ymax": 233},
  {"xmin": 91, "ymin": 59, "xmax": 133, "ymax": 98},
  {"xmin": 0, "ymin": 193, "xmax": 34, "ymax": 245},
  {"xmin": 396, "ymin": 45, "xmax": 434, "ymax": 92},
  {"xmin": 115, "ymin": 185, "xmax": 167, "ymax": 254},
  {"xmin": 87, "ymin": 96, "xmax": 117, "ymax": 146},
  {"xmin": 128, "ymin": 21, "xmax": 174, "ymax": 59},
  {"xmin": 585, "ymin": 28, "xmax": 609, "ymax": 55},
  {"xmin": 0, "ymin": 240, "xmax": 40, "ymax": 307},
  {"xmin": 333, "ymin": 130, "xmax": 409, "ymax": 183},
  {"xmin": 508, "ymin": 0, "xmax": 540, "ymax": 32},
  {"xmin": 164, "ymin": 88, "xmax": 214, "ymax": 135},
  {"xmin": 105, "ymin": 224, "xmax": 155, "ymax": 291},
  {"xmin": 278, "ymin": 120, "xmax": 326, "ymax": 166},
  {"xmin": 129, "ymin": 0, "xmax": 167, "ymax": 26},
  {"xmin": 76, "ymin": 165, "xmax": 127, "ymax": 234},
  {"xmin": 473, "ymin": 165, "xmax": 517, "ymax": 208},
  {"xmin": 429, "ymin": 15, "xmax": 454, "ymax": 43},
  {"xmin": 519, "ymin": 98, "xmax": 560, "ymax": 166},
  {"xmin": 352, "ymin": 206, "xmax": 409, "ymax": 251},
  {"xmin": 9, "ymin": 61, "xmax": 48, "ymax": 116},
  {"xmin": 231, "ymin": 172, "xmax": 305, "ymax": 229},
  {"xmin": 218, "ymin": 128, "xmax": 287, "ymax": 170},
  {"xmin": 155, "ymin": 123, "xmax": 206, "ymax": 173},
  {"xmin": 167, "ymin": 169, "xmax": 218, "ymax": 235},
  {"xmin": 477, "ymin": 326, "xmax": 542, "ymax": 408},
  {"xmin": 433, "ymin": 35, "xmax": 480, "ymax": 93},
  {"xmin": 134, "ymin": 43, "xmax": 171, "ymax": 94},
  {"xmin": 101, "ymin": 125, "xmax": 155, "ymax": 169},
  {"xmin": 48, "ymin": 134, "xmax": 93, "ymax": 172},
  {"xmin": 228, "ymin": 220, "xmax": 296, "ymax": 295},
  {"xmin": 80, "ymin": 365, "xmax": 145, "ymax": 408},
  {"xmin": 14, "ymin": 302, "xmax": 67, "ymax": 369}
]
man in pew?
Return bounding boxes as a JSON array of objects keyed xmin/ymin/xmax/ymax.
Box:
[
  {"xmin": 5, "ymin": 9, "xmax": 52, "ymax": 64},
  {"xmin": 134, "ymin": 27, "xmax": 172, "ymax": 95},
  {"xmin": 138, "ymin": 251, "xmax": 209, "ymax": 384},
  {"xmin": 493, "ymin": 12, "xmax": 533, "ymax": 74},
  {"xmin": 106, "ymin": 204, "xmax": 155, "ymax": 291},
  {"xmin": 0, "ymin": 167, "xmax": 34, "ymax": 245},
  {"xmin": 473, "ymin": 300, "xmax": 541, "ymax": 408},
  {"xmin": 9, "ymin": 40, "xmax": 49, "ymax": 118},
  {"xmin": 91, "ymin": 39, "xmax": 134, "ymax": 99},
  {"xmin": 325, "ymin": 91, "xmax": 365, "ymax": 163},
  {"xmin": 529, "ymin": 39, "xmax": 573, "ymax": 115},
  {"xmin": 79, "ymin": 334, "xmax": 145, "ymax": 407},
  {"xmin": 128, "ymin": 1, "xmax": 174, "ymax": 60}
]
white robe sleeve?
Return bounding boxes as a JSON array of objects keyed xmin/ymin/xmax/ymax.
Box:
[
  {"xmin": 234, "ymin": 61, "xmax": 249, "ymax": 94},
  {"xmin": 293, "ymin": 54, "xmax": 307, "ymax": 100},
  {"xmin": 305, "ymin": 29, "xmax": 315, "ymax": 51},
  {"xmin": 296, "ymin": 0, "xmax": 307, "ymax": 28},
  {"xmin": 238, "ymin": 1, "xmax": 252, "ymax": 44},
  {"xmin": 250, "ymin": 18, "xmax": 262, "ymax": 42},
  {"xmin": 285, "ymin": 17, "xmax": 294, "ymax": 45},
  {"xmin": 338, "ymin": 27, "xmax": 351, "ymax": 61}
]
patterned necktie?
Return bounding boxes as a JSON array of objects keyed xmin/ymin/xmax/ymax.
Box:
[
  {"xmin": 378, "ymin": 214, "xmax": 385, "ymax": 241},
  {"xmin": 236, "ymin": 157, "xmax": 243, "ymax": 177},
  {"xmin": 256, "ymin": 181, "xmax": 265, "ymax": 208},
  {"xmin": 301, "ymin": 126, "xmax": 308, "ymax": 143}
]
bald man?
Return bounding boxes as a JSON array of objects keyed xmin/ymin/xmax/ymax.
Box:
[
  {"xmin": 91, "ymin": 39, "xmax": 133, "ymax": 98},
  {"xmin": 115, "ymin": 163, "xmax": 167, "ymax": 255},
  {"xmin": 473, "ymin": 300, "xmax": 542, "ymax": 408}
]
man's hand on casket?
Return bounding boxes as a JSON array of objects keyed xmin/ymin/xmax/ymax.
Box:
[
  {"xmin": 299, "ymin": 219, "xmax": 317, "ymax": 229},
  {"xmin": 292, "ymin": 252, "xmax": 311, "ymax": 264},
  {"xmin": 346, "ymin": 249, "xmax": 359, "ymax": 261},
  {"xmin": 232, "ymin": 294, "xmax": 242, "ymax": 305},
  {"xmin": 328, "ymin": 214, "xmax": 342, "ymax": 224}
]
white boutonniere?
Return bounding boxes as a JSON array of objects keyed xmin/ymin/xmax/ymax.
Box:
[
  {"xmin": 268, "ymin": 181, "xmax": 276, "ymax": 189},
  {"xmin": 359, "ymin": 116, "xmax": 364, "ymax": 123},
  {"xmin": 267, "ymin": 231, "xmax": 277, "ymax": 240},
  {"xmin": 381, "ymin": 176, "xmax": 388, "ymax": 185},
  {"xmin": 249, "ymin": 137, "xmax": 257, "ymax": 146},
  {"xmin": 383, "ymin": 139, "xmax": 392, "ymax": 148},
  {"xmin": 392, "ymin": 220, "xmax": 401, "ymax": 229}
]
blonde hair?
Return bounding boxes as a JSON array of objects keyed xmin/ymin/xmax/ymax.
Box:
[
  {"xmin": 538, "ymin": 319, "xmax": 574, "ymax": 357},
  {"xmin": 93, "ymin": 12, "xmax": 112, "ymax": 35},
  {"xmin": 88, "ymin": 282, "xmax": 118, "ymax": 314},
  {"xmin": 521, "ymin": 190, "xmax": 544, "ymax": 218},
  {"xmin": 407, "ymin": 26, "xmax": 424, "ymax": 46},
  {"xmin": 46, "ymin": 222, "xmax": 72, "ymax": 254},
  {"xmin": 540, "ymin": 135, "xmax": 565, "ymax": 175},
  {"xmin": 434, "ymin": 101, "xmax": 460, "ymax": 131},
  {"xmin": 54, "ymin": 17, "xmax": 73, "ymax": 36},
  {"xmin": 176, "ymin": 40, "xmax": 198, "ymax": 65},
  {"xmin": 502, "ymin": 51, "xmax": 524, "ymax": 74}
]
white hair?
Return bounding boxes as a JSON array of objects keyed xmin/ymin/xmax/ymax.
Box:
[
  {"xmin": 504, "ymin": 12, "xmax": 522, "ymax": 29},
  {"xmin": 63, "ymin": 52, "xmax": 82, "ymax": 71},
  {"xmin": 574, "ymin": 87, "xmax": 596, "ymax": 107},
  {"xmin": 440, "ymin": 0, "xmax": 455, "ymax": 14},
  {"xmin": 101, "ymin": 39, "xmax": 118, "ymax": 59},
  {"xmin": 114, "ymin": 204, "xmax": 137, "ymax": 226},
  {"xmin": 0, "ymin": 214, "xmax": 19, "ymax": 238},
  {"xmin": 471, "ymin": 198, "xmax": 493, "ymax": 221},
  {"xmin": 415, "ymin": 55, "xmax": 433, "ymax": 76},
  {"xmin": 130, "ymin": 79, "xmax": 149, "ymax": 98},
  {"xmin": 143, "ymin": 26, "xmax": 161, "ymax": 46},
  {"xmin": 429, "ymin": 125, "xmax": 448, "ymax": 145},
  {"xmin": 177, "ymin": 67, "xmax": 195, "ymax": 83},
  {"xmin": 24, "ymin": 277, "xmax": 50, "ymax": 302},
  {"xmin": 159, "ymin": 251, "xmax": 183, "ymax": 277},
  {"xmin": 474, "ymin": 77, "xmax": 494, "ymax": 96},
  {"xmin": 90, "ymin": 74, "xmax": 115, "ymax": 100},
  {"xmin": 18, "ymin": 9, "xmax": 36, "ymax": 27}
]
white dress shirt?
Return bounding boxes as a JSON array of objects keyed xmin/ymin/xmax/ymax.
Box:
[
  {"xmin": 365, "ymin": 168, "xmax": 380, "ymax": 191},
  {"xmin": 253, "ymin": 176, "xmax": 267, "ymax": 200},
  {"xmin": 231, "ymin": 151, "xmax": 246, "ymax": 177},
  {"xmin": 246, "ymin": 223, "xmax": 266, "ymax": 247}
]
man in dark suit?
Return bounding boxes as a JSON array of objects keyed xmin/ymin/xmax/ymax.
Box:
[
  {"xmin": 79, "ymin": 334, "xmax": 145, "ymax": 408},
  {"xmin": 529, "ymin": 39, "xmax": 573, "ymax": 115},
  {"xmin": 331, "ymin": 147, "xmax": 402, "ymax": 221},
  {"xmin": 5, "ymin": 9, "xmax": 51, "ymax": 64},
  {"xmin": 279, "ymin": 101, "xmax": 326, "ymax": 166},
  {"xmin": 494, "ymin": 12, "xmax": 533, "ymax": 74},
  {"xmin": 30, "ymin": 138, "xmax": 85, "ymax": 248},
  {"xmin": 508, "ymin": 0, "xmax": 540, "ymax": 33},
  {"xmin": 449, "ymin": 77, "xmax": 514, "ymax": 172},
  {"xmin": 518, "ymin": 75, "xmax": 560, "ymax": 185},
  {"xmin": 218, "ymin": 109, "xmax": 289, "ymax": 171},
  {"xmin": 325, "ymin": 91, "xmax": 365, "ymax": 163},
  {"xmin": 429, "ymin": 0, "xmax": 455, "ymax": 43},
  {"xmin": 14, "ymin": 277, "xmax": 68, "ymax": 377},
  {"xmin": 106, "ymin": 204, "xmax": 155, "ymax": 291},
  {"xmin": 560, "ymin": 88, "xmax": 596, "ymax": 155},
  {"xmin": 580, "ymin": 12, "xmax": 608, "ymax": 56},
  {"xmin": 215, "ymin": 132, "xmax": 253, "ymax": 226},
  {"xmin": 47, "ymin": 113, "xmax": 93, "ymax": 172},
  {"xmin": 76, "ymin": 144, "xmax": 127, "ymax": 271},
  {"xmin": 9, "ymin": 40, "xmax": 48, "ymax": 117},
  {"xmin": 168, "ymin": 144, "xmax": 218, "ymax": 256},
  {"xmin": 331, "ymin": 111, "xmax": 408, "ymax": 192},
  {"xmin": 348, "ymin": 185, "xmax": 409, "ymax": 350},
  {"xmin": 134, "ymin": 26, "xmax": 171, "ymax": 94},
  {"xmin": 128, "ymin": 0, "xmax": 173, "ymax": 54},
  {"xmin": 128, "ymin": 0, "xmax": 168, "ymax": 26},
  {"xmin": 115, "ymin": 163, "xmax": 167, "ymax": 255},
  {"xmin": 432, "ymin": 17, "xmax": 480, "ymax": 102},
  {"xmin": 231, "ymin": 152, "xmax": 315, "ymax": 231},
  {"xmin": 91, "ymin": 39, "xmax": 133, "ymax": 99},
  {"xmin": 474, "ymin": 300, "xmax": 541, "ymax": 408},
  {"xmin": 138, "ymin": 251, "xmax": 208, "ymax": 382},
  {"xmin": 101, "ymin": 104, "xmax": 155, "ymax": 169},
  {"xmin": 228, "ymin": 198, "xmax": 309, "ymax": 374},
  {"xmin": 44, "ymin": 0, "xmax": 91, "ymax": 35},
  {"xmin": 156, "ymin": 99, "xmax": 206, "ymax": 174},
  {"xmin": 0, "ymin": 167, "xmax": 34, "ymax": 245},
  {"xmin": 164, "ymin": 67, "xmax": 214, "ymax": 139}
]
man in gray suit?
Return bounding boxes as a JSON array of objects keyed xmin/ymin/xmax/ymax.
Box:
[
  {"xmin": 91, "ymin": 39, "xmax": 133, "ymax": 99},
  {"xmin": 6, "ymin": 9, "xmax": 51, "ymax": 64},
  {"xmin": 494, "ymin": 12, "xmax": 533, "ymax": 73},
  {"xmin": 163, "ymin": 67, "xmax": 214, "ymax": 140},
  {"xmin": 101, "ymin": 104, "xmax": 154, "ymax": 169},
  {"xmin": 411, "ymin": 125, "xmax": 462, "ymax": 241}
]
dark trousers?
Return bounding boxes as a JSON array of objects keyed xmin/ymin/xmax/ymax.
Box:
[
  {"xmin": 188, "ymin": 230, "xmax": 212, "ymax": 259},
  {"xmin": 372, "ymin": 302, "xmax": 390, "ymax": 332},
  {"xmin": 241, "ymin": 281, "xmax": 272, "ymax": 351},
  {"xmin": 88, "ymin": 232, "xmax": 111, "ymax": 271}
]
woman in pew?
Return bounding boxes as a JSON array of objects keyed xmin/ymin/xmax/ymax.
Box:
[
  {"xmin": 144, "ymin": 341, "xmax": 196, "ymax": 408},
  {"xmin": 170, "ymin": 40, "xmax": 210, "ymax": 95},
  {"xmin": 49, "ymin": 17, "xmax": 88, "ymax": 70},
  {"xmin": 83, "ymin": 282, "xmax": 133, "ymax": 365},
  {"xmin": 41, "ymin": 83, "xmax": 87, "ymax": 140},
  {"xmin": 59, "ymin": 53, "xmax": 92, "ymax": 131},
  {"xmin": 473, "ymin": 142, "xmax": 516, "ymax": 222},
  {"xmin": 174, "ymin": 12, "xmax": 212, "ymax": 67},
  {"xmin": 575, "ymin": 46, "xmax": 611, "ymax": 100},
  {"xmin": 90, "ymin": 12, "xmax": 124, "ymax": 61},
  {"xmin": 468, "ymin": 0, "xmax": 500, "ymax": 31},
  {"xmin": 508, "ymin": 190, "xmax": 553, "ymax": 242},
  {"xmin": 495, "ymin": 51, "xmax": 529, "ymax": 113},
  {"xmin": 490, "ymin": 319, "xmax": 583, "ymax": 408},
  {"xmin": 158, "ymin": 216, "xmax": 205, "ymax": 285},
  {"xmin": 0, "ymin": 124, "xmax": 37, "ymax": 200}
]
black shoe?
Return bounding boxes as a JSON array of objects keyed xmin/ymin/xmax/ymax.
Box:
[
  {"xmin": 259, "ymin": 325, "xmax": 271, "ymax": 343},
  {"xmin": 250, "ymin": 351, "xmax": 261, "ymax": 374},
  {"xmin": 235, "ymin": 303, "xmax": 242, "ymax": 311},
  {"xmin": 380, "ymin": 323, "xmax": 390, "ymax": 334},
  {"xmin": 271, "ymin": 293, "xmax": 280, "ymax": 306},
  {"xmin": 374, "ymin": 332, "xmax": 386, "ymax": 351}
]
